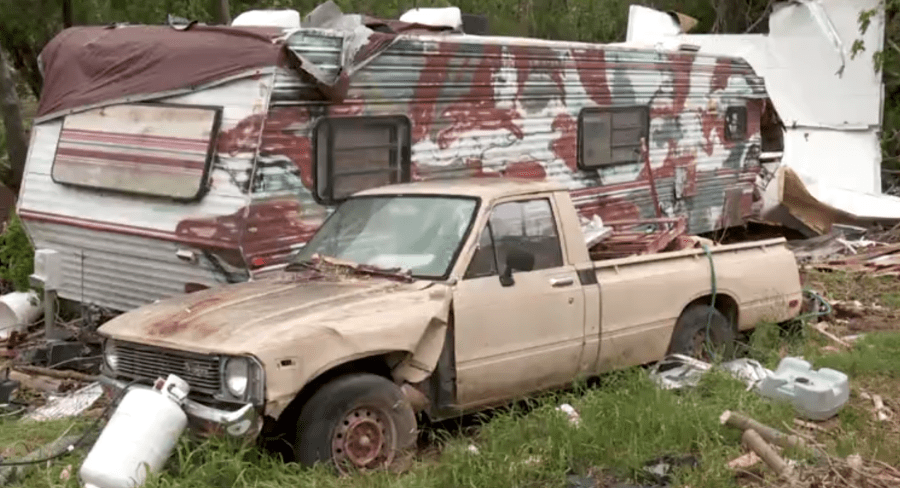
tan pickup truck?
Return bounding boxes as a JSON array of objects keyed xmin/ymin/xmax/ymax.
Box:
[{"xmin": 97, "ymin": 179, "xmax": 803, "ymax": 472}]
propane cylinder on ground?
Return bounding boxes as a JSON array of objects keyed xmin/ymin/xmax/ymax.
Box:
[{"xmin": 79, "ymin": 375, "xmax": 190, "ymax": 488}]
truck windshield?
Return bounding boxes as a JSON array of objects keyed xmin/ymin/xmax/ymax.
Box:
[{"xmin": 292, "ymin": 196, "xmax": 479, "ymax": 279}]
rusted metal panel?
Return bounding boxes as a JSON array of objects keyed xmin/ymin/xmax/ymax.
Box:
[{"xmin": 18, "ymin": 74, "xmax": 274, "ymax": 311}]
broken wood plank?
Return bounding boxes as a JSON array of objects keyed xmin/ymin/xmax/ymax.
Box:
[
  {"xmin": 11, "ymin": 365, "xmax": 98, "ymax": 383},
  {"xmin": 811, "ymin": 322, "xmax": 852, "ymax": 348}
]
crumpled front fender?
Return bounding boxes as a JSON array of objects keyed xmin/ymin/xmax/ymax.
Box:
[{"xmin": 260, "ymin": 283, "xmax": 453, "ymax": 419}]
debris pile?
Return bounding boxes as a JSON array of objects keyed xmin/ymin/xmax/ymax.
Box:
[
  {"xmin": 722, "ymin": 411, "xmax": 900, "ymax": 488},
  {"xmin": 789, "ymin": 226, "xmax": 900, "ymax": 277}
]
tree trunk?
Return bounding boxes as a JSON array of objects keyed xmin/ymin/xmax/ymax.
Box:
[
  {"xmin": 63, "ymin": 0, "xmax": 74, "ymax": 28},
  {"xmin": 216, "ymin": 0, "xmax": 231, "ymax": 25},
  {"xmin": 0, "ymin": 48, "xmax": 28, "ymax": 195}
]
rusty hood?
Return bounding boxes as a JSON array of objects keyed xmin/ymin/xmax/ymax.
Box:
[{"xmin": 97, "ymin": 275, "xmax": 450, "ymax": 357}]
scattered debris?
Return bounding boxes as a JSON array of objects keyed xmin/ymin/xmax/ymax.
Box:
[
  {"xmin": 0, "ymin": 369, "xmax": 19, "ymax": 404},
  {"xmin": 727, "ymin": 450, "xmax": 762, "ymax": 470},
  {"xmin": 810, "ymin": 322, "xmax": 852, "ymax": 348},
  {"xmin": 22, "ymin": 382, "xmax": 103, "ymax": 422},
  {"xmin": 556, "ymin": 403, "xmax": 581, "ymax": 427},
  {"xmin": 648, "ymin": 354, "xmax": 769, "ymax": 391},
  {"xmin": 0, "ymin": 434, "xmax": 82, "ymax": 485},
  {"xmin": 757, "ymin": 357, "xmax": 849, "ymax": 421},
  {"xmin": 860, "ymin": 391, "xmax": 894, "ymax": 422}
]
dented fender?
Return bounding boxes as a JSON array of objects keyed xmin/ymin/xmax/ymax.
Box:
[{"xmin": 260, "ymin": 282, "xmax": 453, "ymax": 420}]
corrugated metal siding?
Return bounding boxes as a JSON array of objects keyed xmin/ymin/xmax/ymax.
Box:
[
  {"xmin": 18, "ymin": 74, "xmax": 275, "ymax": 311},
  {"xmin": 270, "ymin": 31, "xmax": 765, "ymax": 241}
]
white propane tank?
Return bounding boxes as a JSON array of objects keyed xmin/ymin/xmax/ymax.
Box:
[{"xmin": 79, "ymin": 375, "xmax": 191, "ymax": 488}]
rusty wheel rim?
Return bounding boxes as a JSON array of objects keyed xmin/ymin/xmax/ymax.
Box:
[{"xmin": 331, "ymin": 406, "xmax": 394, "ymax": 473}]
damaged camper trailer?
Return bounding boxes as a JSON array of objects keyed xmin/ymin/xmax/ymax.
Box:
[{"xmin": 17, "ymin": 2, "xmax": 774, "ymax": 313}]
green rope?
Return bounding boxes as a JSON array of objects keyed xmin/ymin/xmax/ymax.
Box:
[{"xmin": 701, "ymin": 244, "xmax": 717, "ymax": 355}]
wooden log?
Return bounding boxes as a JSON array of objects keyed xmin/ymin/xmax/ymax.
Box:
[
  {"xmin": 11, "ymin": 365, "xmax": 98, "ymax": 383},
  {"xmin": 720, "ymin": 410, "xmax": 827, "ymax": 460},
  {"xmin": 742, "ymin": 429, "xmax": 793, "ymax": 479}
]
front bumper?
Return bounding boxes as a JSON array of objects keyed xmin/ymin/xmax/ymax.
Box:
[{"xmin": 99, "ymin": 376, "xmax": 262, "ymax": 440}]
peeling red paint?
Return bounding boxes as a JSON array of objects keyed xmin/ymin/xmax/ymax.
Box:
[
  {"xmin": 259, "ymin": 106, "xmax": 314, "ymax": 187},
  {"xmin": 571, "ymin": 188, "xmax": 643, "ymax": 222},
  {"xmin": 650, "ymin": 52, "xmax": 694, "ymax": 119},
  {"xmin": 330, "ymin": 100, "xmax": 366, "ymax": 117},
  {"xmin": 573, "ymin": 48, "xmax": 611, "ymax": 107},
  {"xmin": 503, "ymin": 160, "xmax": 546, "ymax": 180},
  {"xmin": 639, "ymin": 139, "xmax": 696, "ymax": 182},
  {"xmin": 410, "ymin": 42, "xmax": 456, "ymax": 144},
  {"xmin": 510, "ymin": 45, "xmax": 566, "ymax": 105},
  {"xmin": 551, "ymin": 113, "xmax": 578, "ymax": 171},
  {"xmin": 217, "ymin": 114, "xmax": 266, "ymax": 156},
  {"xmin": 747, "ymin": 99, "xmax": 763, "ymax": 137},
  {"xmin": 466, "ymin": 158, "xmax": 501, "ymax": 178},
  {"xmin": 700, "ymin": 109, "xmax": 720, "ymax": 155},
  {"xmin": 437, "ymin": 45, "xmax": 522, "ymax": 149},
  {"xmin": 710, "ymin": 58, "xmax": 733, "ymax": 93}
]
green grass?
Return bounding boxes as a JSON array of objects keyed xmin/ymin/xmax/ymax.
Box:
[{"xmin": 3, "ymin": 277, "xmax": 900, "ymax": 487}]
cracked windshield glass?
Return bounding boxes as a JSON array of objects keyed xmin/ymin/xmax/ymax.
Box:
[{"xmin": 292, "ymin": 196, "xmax": 479, "ymax": 278}]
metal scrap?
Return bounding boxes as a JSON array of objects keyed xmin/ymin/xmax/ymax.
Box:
[
  {"xmin": 648, "ymin": 354, "xmax": 769, "ymax": 391},
  {"xmin": 21, "ymin": 382, "xmax": 102, "ymax": 422}
]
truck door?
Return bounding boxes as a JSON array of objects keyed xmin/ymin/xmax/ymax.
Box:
[{"xmin": 452, "ymin": 197, "xmax": 586, "ymax": 408}]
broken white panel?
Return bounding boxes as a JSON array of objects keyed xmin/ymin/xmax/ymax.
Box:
[
  {"xmin": 622, "ymin": 0, "xmax": 900, "ymax": 227},
  {"xmin": 400, "ymin": 7, "xmax": 463, "ymax": 30},
  {"xmin": 232, "ymin": 9, "xmax": 301, "ymax": 28}
]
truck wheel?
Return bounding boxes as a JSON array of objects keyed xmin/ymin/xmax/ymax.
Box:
[
  {"xmin": 294, "ymin": 373, "xmax": 417, "ymax": 474},
  {"xmin": 667, "ymin": 304, "xmax": 735, "ymax": 361}
]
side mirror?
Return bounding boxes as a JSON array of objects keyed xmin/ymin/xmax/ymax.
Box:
[{"xmin": 499, "ymin": 248, "xmax": 535, "ymax": 287}]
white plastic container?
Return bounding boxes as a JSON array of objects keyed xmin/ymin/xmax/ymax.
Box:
[
  {"xmin": 757, "ymin": 357, "xmax": 850, "ymax": 420},
  {"xmin": 0, "ymin": 291, "xmax": 42, "ymax": 340},
  {"xmin": 79, "ymin": 375, "xmax": 190, "ymax": 488}
]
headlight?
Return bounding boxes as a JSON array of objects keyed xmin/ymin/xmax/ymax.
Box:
[
  {"xmin": 104, "ymin": 340, "xmax": 119, "ymax": 371},
  {"xmin": 224, "ymin": 357, "xmax": 249, "ymax": 397}
]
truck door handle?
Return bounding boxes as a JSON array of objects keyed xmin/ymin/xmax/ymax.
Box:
[{"xmin": 550, "ymin": 277, "xmax": 574, "ymax": 287}]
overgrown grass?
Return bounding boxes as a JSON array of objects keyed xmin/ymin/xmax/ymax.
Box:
[{"xmin": 4, "ymin": 271, "xmax": 900, "ymax": 487}]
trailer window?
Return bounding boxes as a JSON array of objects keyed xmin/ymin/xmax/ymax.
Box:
[
  {"xmin": 51, "ymin": 103, "xmax": 221, "ymax": 200},
  {"xmin": 725, "ymin": 106, "xmax": 747, "ymax": 141},
  {"xmin": 315, "ymin": 116, "xmax": 411, "ymax": 203},
  {"xmin": 578, "ymin": 106, "xmax": 648, "ymax": 169}
]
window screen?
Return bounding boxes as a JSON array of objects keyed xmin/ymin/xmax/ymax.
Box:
[
  {"xmin": 315, "ymin": 116, "xmax": 411, "ymax": 203},
  {"xmin": 579, "ymin": 106, "xmax": 648, "ymax": 169},
  {"xmin": 725, "ymin": 106, "xmax": 748, "ymax": 141},
  {"xmin": 51, "ymin": 103, "xmax": 221, "ymax": 200}
]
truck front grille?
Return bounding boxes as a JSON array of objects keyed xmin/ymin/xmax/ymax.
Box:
[{"xmin": 116, "ymin": 342, "xmax": 222, "ymax": 397}]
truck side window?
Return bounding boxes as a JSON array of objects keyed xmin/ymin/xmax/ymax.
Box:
[
  {"xmin": 315, "ymin": 116, "xmax": 411, "ymax": 203},
  {"xmin": 464, "ymin": 199, "xmax": 563, "ymax": 279}
]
